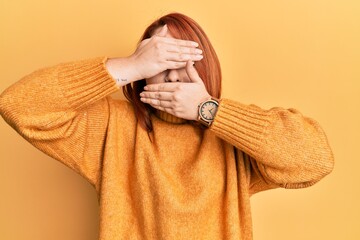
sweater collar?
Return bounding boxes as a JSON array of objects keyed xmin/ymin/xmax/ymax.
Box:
[{"xmin": 154, "ymin": 109, "xmax": 188, "ymax": 124}]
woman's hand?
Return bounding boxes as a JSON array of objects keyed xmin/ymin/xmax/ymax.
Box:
[
  {"xmin": 130, "ymin": 24, "xmax": 203, "ymax": 80},
  {"xmin": 140, "ymin": 60, "xmax": 211, "ymax": 121}
]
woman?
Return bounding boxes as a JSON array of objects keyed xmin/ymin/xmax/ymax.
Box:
[{"xmin": 0, "ymin": 12, "xmax": 334, "ymax": 240}]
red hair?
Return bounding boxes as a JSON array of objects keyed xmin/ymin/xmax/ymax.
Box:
[{"xmin": 122, "ymin": 12, "xmax": 222, "ymax": 136}]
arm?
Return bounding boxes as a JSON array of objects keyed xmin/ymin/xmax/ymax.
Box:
[
  {"xmin": 0, "ymin": 33, "xmax": 202, "ymax": 189},
  {"xmin": 135, "ymin": 52, "xmax": 334, "ymax": 193},
  {"xmin": 105, "ymin": 57, "xmax": 141, "ymax": 87},
  {"xmin": 0, "ymin": 56, "xmax": 134, "ymax": 189},
  {"xmin": 209, "ymin": 98, "xmax": 335, "ymax": 194}
]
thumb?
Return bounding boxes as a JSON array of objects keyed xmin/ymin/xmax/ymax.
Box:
[
  {"xmin": 155, "ymin": 24, "xmax": 168, "ymax": 37},
  {"xmin": 186, "ymin": 60, "xmax": 202, "ymax": 83}
]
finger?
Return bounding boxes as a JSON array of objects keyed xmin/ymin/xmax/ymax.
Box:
[
  {"xmin": 140, "ymin": 91, "xmax": 173, "ymax": 101},
  {"xmin": 150, "ymin": 104, "xmax": 174, "ymax": 114},
  {"xmin": 137, "ymin": 37, "xmax": 151, "ymax": 48},
  {"xmin": 165, "ymin": 61, "xmax": 187, "ymax": 70},
  {"xmin": 144, "ymin": 83, "xmax": 182, "ymax": 92},
  {"xmin": 166, "ymin": 45, "xmax": 203, "ymax": 55},
  {"xmin": 162, "ymin": 37, "xmax": 199, "ymax": 47},
  {"xmin": 165, "ymin": 52, "xmax": 203, "ymax": 62},
  {"xmin": 186, "ymin": 60, "xmax": 202, "ymax": 83},
  {"xmin": 141, "ymin": 97, "xmax": 172, "ymax": 108},
  {"xmin": 155, "ymin": 24, "xmax": 168, "ymax": 37}
]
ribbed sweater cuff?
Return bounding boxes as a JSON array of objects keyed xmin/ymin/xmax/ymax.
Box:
[
  {"xmin": 209, "ymin": 98, "xmax": 272, "ymax": 156},
  {"xmin": 58, "ymin": 56, "xmax": 119, "ymax": 110}
]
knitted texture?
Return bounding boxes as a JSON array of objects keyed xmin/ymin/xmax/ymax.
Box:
[{"xmin": 0, "ymin": 56, "xmax": 334, "ymax": 240}]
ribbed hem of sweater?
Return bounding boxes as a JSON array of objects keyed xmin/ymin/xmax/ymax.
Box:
[
  {"xmin": 209, "ymin": 98, "xmax": 272, "ymax": 157},
  {"xmin": 58, "ymin": 56, "xmax": 119, "ymax": 110}
]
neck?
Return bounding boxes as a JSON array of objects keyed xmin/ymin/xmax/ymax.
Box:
[{"xmin": 154, "ymin": 109, "xmax": 188, "ymax": 124}]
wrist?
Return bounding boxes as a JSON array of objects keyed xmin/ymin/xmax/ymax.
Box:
[
  {"xmin": 126, "ymin": 54, "xmax": 143, "ymax": 81},
  {"xmin": 197, "ymin": 96, "xmax": 220, "ymax": 127},
  {"xmin": 105, "ymin": 56, "xmax": 141, "ymax": 87}
]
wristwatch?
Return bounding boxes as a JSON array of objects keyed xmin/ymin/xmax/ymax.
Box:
[{"xmin": 197, "ymin": 96, "xmax": 220, "ymax": 127}]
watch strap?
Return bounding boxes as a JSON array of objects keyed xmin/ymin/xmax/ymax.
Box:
[{"xmin": 197, "ymin": 96, "xmax": 220, "ymax": 127}]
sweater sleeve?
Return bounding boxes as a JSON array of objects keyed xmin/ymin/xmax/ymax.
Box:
[
  {"xmin": 0, "ymin": 56, "xmax": 120, "ymax": 189},
  {"xmin": 209, "ymin": 98, "xmax": 335, "ymax": 194}
]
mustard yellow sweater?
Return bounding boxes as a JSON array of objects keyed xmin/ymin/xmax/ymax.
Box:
[{"xmin": 0, "ymin": 56, "xmax": 334, "ymax": 240}]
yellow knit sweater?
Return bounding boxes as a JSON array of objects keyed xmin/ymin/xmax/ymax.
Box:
[{"xmin": 0, "ymin": 56, "xmax": 334, "ymax": 240}]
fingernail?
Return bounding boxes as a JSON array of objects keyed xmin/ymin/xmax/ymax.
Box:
[{"xmin": 144, "ymin": 86, "xmax": 148, "ymax": 90}]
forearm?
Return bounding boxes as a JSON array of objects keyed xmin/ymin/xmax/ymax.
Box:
[
  {"xmin": 209, "ymin": 98, "xmax": 334, "ymax": 186},
  {"xmin": 0, "ymin": 56, "xmax": 122, "ymax": 187},
  {"xmin": 105, "ymin": 56, "xmax": 141, "ymax": 87},
  {"xmin": 0, "ymin": 56, "xmax": 119, "ymax": 130}
]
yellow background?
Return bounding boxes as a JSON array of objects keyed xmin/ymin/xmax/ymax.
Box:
[{"xmin": 1, "ymin": 0, "xmax": 359, "ymax": 239}]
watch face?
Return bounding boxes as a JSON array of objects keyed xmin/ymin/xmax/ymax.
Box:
[{"xmin": 200, "ymin": 101, "xmax": 218, "ymax": 121}]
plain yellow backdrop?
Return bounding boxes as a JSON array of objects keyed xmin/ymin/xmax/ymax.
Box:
[{"xmin": 0, "ymin": 0, "xmax": 359, "ymax": 239}]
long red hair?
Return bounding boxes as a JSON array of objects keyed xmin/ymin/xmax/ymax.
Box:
[{"xmin": 122, "ymin": 12, "xmax": 222, "ymax": 136}]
